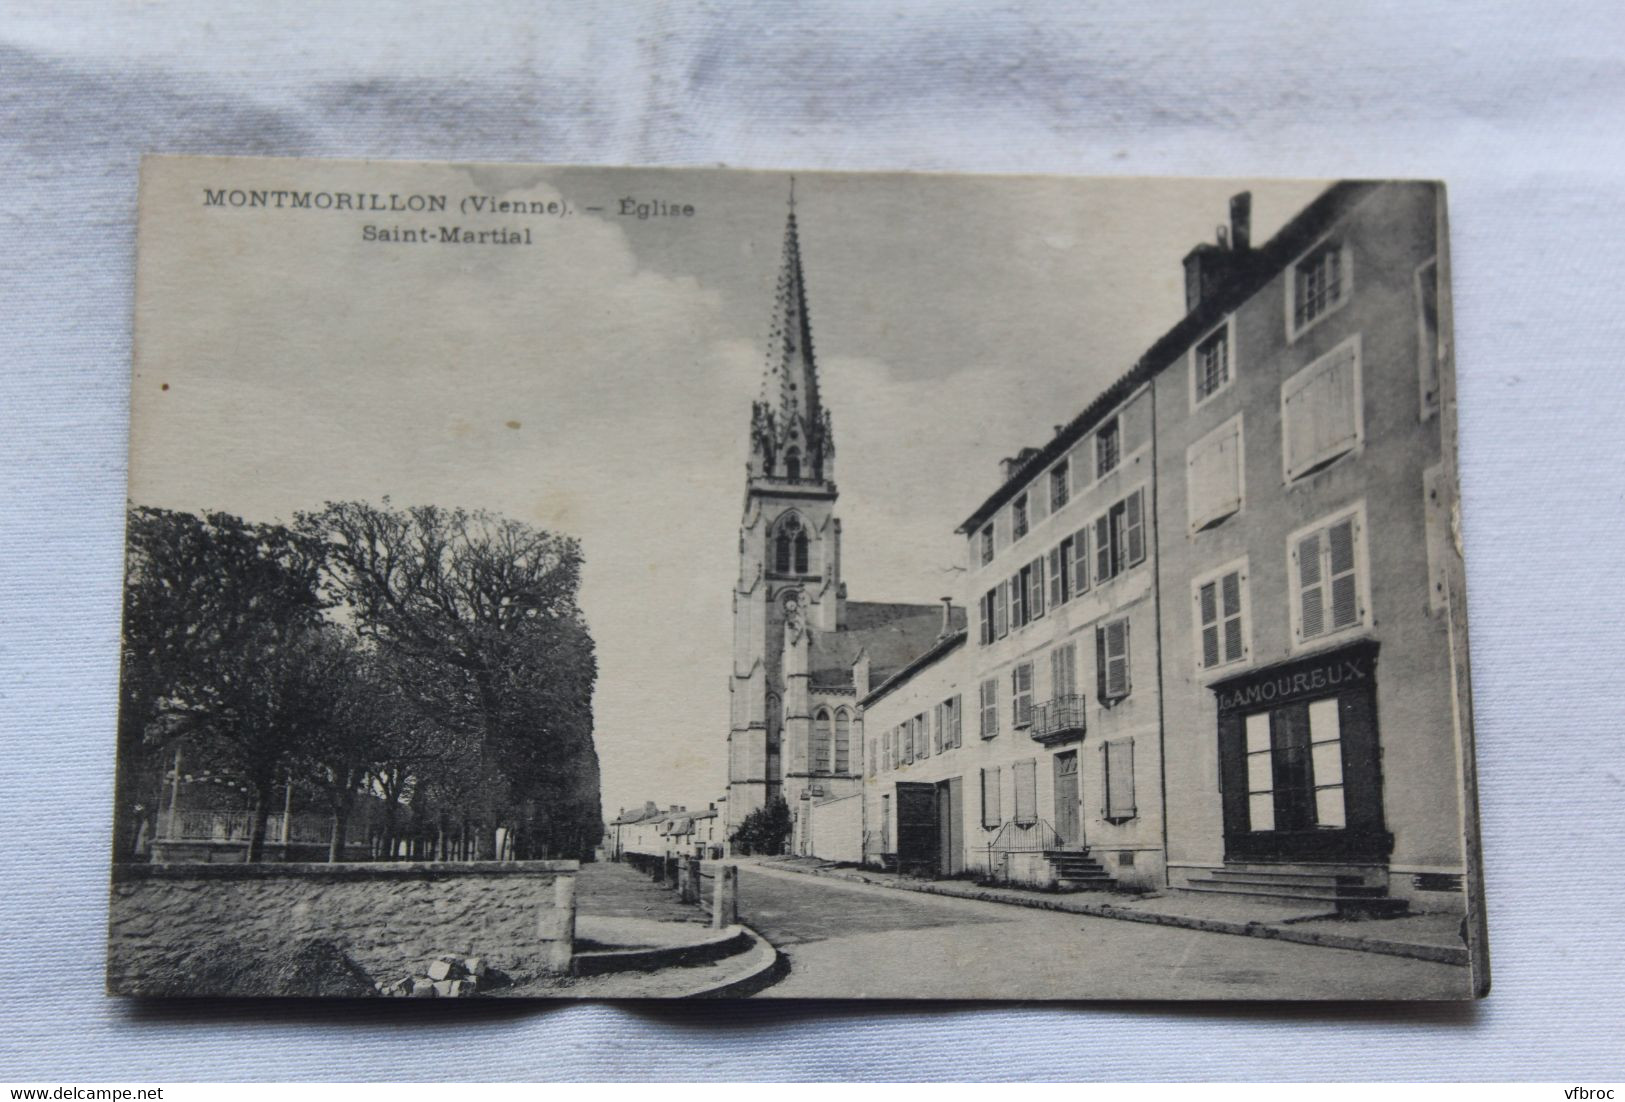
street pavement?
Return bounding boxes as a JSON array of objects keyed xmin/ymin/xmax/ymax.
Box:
[{"xmin": 734, "ymin": 862, "xmax": 1474, "ymax": 1000}]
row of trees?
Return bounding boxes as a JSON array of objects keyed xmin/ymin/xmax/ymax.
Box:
[{"xmin": 115, "ymin": 501, "xmax": 602, "ymax": 863}]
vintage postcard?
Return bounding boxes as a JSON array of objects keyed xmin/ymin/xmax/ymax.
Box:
[{"xmin": 111, "ymin": 155, "xmax": 1487, "ymax": 999}]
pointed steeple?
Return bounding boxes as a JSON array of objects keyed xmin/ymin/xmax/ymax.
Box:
[{"xmin": 750, "ymin": 180, "xmax": 834, "ymax": 486}]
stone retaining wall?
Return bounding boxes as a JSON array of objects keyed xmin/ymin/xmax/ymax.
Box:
[{"xmin": 108, "ymin": 861, "xmax": 577, "ymax": 995}]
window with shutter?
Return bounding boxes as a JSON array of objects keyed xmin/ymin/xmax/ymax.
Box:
[
  {"xmin": 1009, "ymin": 574, "xmax": 1024, "ymax": 630},
  {"xmin": 1290, "ymin": 505, "xmax": 1368, "ymax": 647},
  {"xmin": 882, "ymin": 729, "xmax": 892, "ymax": 772},
  {"xmin": 1048, "ymin": 545, "xmax": 1064, "ymax": 607},
  {"xmin": 1283, "ymin": 336, "xmax": 1362, "ymax": 481},
  {"xmin": 1097, "ymin": 618, "xmax": 1131, "ymax": 702},
  {"xmin": 1013, "ymin": 759, "xmax": 1038, "ymax": 823},
  {"xmin": 950, "ymin": 694, "xmax": 962, "ymax": 748},
  {"xmin": 993, "ymin": 585, "xmax": 1008, "ymax": 638},
  {"xmin": 1103, "ymin": 739, "xmax": 1136, "ymax": 821},
  {"xmin": 981, "ymin": 766, "xmax": 1002, "ymax": 828},
  {"xmin": 1011, "ymin": 662, "xmax": 1034, "ymax": 728},
  {"xmin": 1070, "ymin": 526, "xmax": 1090, "ymax": 595},
  {"xmin": 932, "ymin": 703, "xmax": 944, "ymax": 755},
  {"xmin": 1187, "ymin": 416, "xmax": 1244, "ymax": 531},
  {"xmin": 1051, "ymin": 642, "xmax": 1077, "ymax": 697},
  {"xmin": 1124, "ymin": 489, "xmax": 1145, "ymax": 566},
  {"xmin": 1417, "ymin": 257, "xmax": 1441, "ymax": 418},
  {"xmin": 1094, "ymin": 514, "xmax": 1111, "ymax": 583},
  {"xmin": 916, "ymin": 713, "xmax": 930, "ymax": 760},
  {"xmin": 1194, "ymin": 562, "xmax": 1249, "ymax": 671},
  {"xmin": 979, "ymin": 678, "xmax": 999, "ymax": 739}
]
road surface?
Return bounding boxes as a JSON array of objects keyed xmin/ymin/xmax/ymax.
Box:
[{"xmin": 734, "ymin": 862, "xmax": 1472, "ymax": 1000}]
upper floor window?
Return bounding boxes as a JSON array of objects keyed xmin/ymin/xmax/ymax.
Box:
[
  {"xmin": 1011, "ymin": 662, "xmax": 1034, "ymax": 728},
  {"xmin": 1092, "ymin": 488, "xmax": 1146, "ymax": 584},
  {"xmin": 1187, "ymin": 415, "xmax": 1244, "ymax": 532},
  {"xmin": 979, "ymin": 677, "xmax": 999, "ymax": 738},
  {"xmin": 980, "ymin": 523, "xmax": 994, "ymax": 566},
  {"xmin": 783, "ymin": 447, "xmax": 801, "ymax": 482},
  {"xmin": 1290, "ymin": 238, "xmax": 1349, "ymax": 337},
  {"xmin": 1194, "ymin": 561, "xmax": 1250, "ymax": 672},
  {"xmin": 1103, "ymin": 739, "xmax": 1137, "ymax": 822},
  {"xmin": 1095, "ymin": 418, "xmax": 1121, "ymax": 479},
  {"xmin": 1416, "ymin": 257, "xmax": 1441, "ymax": 418},
  {"xmin": 1193, "ymin": 321, "xmax": 1232, "ymax": 406},
  {"xmin": 980, "ymin": 766, "xmax": 1002, "ymax": 828},
  {"xmin": 1283, "ymin": 336, "xmax": 1362, "ymax": 482},
  {"xmin": 1289, "ymin": 504, "xmax": 1369, "ymax": 648},
  {"xmin": 1012, "ymin": 494, "xmax": 1030, "ymax": 541},
  {"xmin": 1050, "ymin": 641, "xmax": 1078, "ymax": 698},
  {"xmin": 1049, "ymin": 460, "xmax": 1070, "ymax": 511},
  {"xmin": 1012, "ymin": 759, "xmax": 1038, "ymax": 824},
  {"xmin": 1096, "ymin": 617, "xmax": 1131, "ymax": 704}
]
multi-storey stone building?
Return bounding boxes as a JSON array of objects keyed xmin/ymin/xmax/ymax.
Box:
[{"xmin": 850, "ymin": 180, "xmax": 1469, "ymax": 913}]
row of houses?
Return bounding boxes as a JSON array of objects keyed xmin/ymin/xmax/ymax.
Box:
[
  {"xmin": 779, "ymin": 180, "xmax": 1472, "ymax": 915},
  {"xmin": 605, "ymin": 801, "xmax": 727, "ymax": 863}
]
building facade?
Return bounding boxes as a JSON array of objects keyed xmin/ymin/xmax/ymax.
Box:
[{"xmin": 837, "ymin": 181, "xmax": 1466, "ymax": 914}]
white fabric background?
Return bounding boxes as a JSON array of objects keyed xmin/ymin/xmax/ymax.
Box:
[{"xmin": 3, "ymin": 0, "xmax": 1622, "ymax": 1082}]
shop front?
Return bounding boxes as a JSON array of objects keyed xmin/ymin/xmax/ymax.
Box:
[{"xmin": 1211, "ymin": 641, "xmax": 1392, "ymax": 866}]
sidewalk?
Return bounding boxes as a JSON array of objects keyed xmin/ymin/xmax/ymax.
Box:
[{"xmin": 758, "ymin": 856, "xmax": 1470, "ymax": 966}]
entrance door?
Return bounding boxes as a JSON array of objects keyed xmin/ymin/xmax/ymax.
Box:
[
  {"xmin": 936, "ymin": 776, "xmax": 964, "ymax": 876},
  {"xmin": 894, "ymin": 782, "xmax": 939, "ymax": 878},
  {"xmin": 1052, "ymin": 751, "xmax": 1081, "ymax": 846}
]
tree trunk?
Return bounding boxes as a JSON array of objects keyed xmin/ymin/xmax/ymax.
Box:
[
  {"xmin": 247, "ymin": 787, "xmax": 272, "ymax": 863},
  {"xmin": 328, "ymin": 801, "xmax": 350, "ymax": 863}
]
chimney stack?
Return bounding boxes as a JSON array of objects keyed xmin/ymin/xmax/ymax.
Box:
[
  {"xmin": 1230, "ymin": 191, "xmax": 1252, "ymax": 253},
  {"xmin": 1182, "ymin": 191, "xmax": 1255, "ymax": 313}
]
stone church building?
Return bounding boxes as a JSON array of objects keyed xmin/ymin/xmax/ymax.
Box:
[{"xmin": 725, "ymin": 197, "xmax": 962, "ymax": 850}]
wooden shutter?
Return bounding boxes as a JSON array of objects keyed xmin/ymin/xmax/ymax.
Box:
[
  {"xmin": 1094, "ymin": 514, "xmax": 1111, "ymax": 583},
  {"xmin": 951, "ymin": 694, "xmax": 962, "ymax": 748},
  {"xmin": 1221, "ymin": 570, "xmax": 1245, "ymax": 662},
  {"xmin": 1104, "ymin": 739, "xmax": 1136, "ymax": 820},
  {"xmin": 994, "ymin": 585, "xmax": 1008, "ymax": 638},
  {"xmin": 1284, "ymin": 342, "xmax": 1359, "ymax": 480},
  {"xmin": 1047, "ymin": 546, "xmax": 1063, "ymax": 607},
  {"xmin": 1009, "ymin": 574, "xmax": 1023, "ymax": 629},
  {"xmin": 1013, "ymin": 760, "xmax": 1037, "ymax": 823},
  {"xmin": 1071, "ymin": 526, "xmax": 1090, "ymax": 594},
  {"xmin": 1098, "ymin": 619, "xmax": 1130, "ymax": 700},
  {"xmin": 1188, "ymin": 421, "xmax": 1242, "ymax": 530},
  {"xmin": 1125, "ymin": 490, "xmax": 1145, "ymax": 566},
  {"xmin": 1198, "ymin": 580, "xmax": 1220, "ymax": 668},
  {"xmin": 981, "ymin": 766, "xmax": 1002, "ymax": 828},
  {"xmin": 1327, "ymin": 517, "xmax": 1359, "ymax": 630},
  {"xmin": 1295, "ymin": 531, "xmax": 1324, "ymax": 640},
  {"xmin": 1030, "ymin": 557, "xmax": 1046, "ymax": 618}
]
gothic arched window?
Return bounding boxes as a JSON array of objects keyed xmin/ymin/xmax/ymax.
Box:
[
  {"xmin": 784, "ymin": 447, "xmax": 802, "ymax": 483},
  {"xmin": 774, "ymin": 513, "xmax": 810, "ymax": 575},
  {"xmin": 813, "ymin": 708, "xmax": 833, "ymax": 775},
  {"xmin": 834, "ymin": 709, "xmax": 851, "ymax": 774}
]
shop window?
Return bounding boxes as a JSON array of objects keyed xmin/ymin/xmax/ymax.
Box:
[
  {"xmin": 979, "ymin": 678, "xmax": 999, "ymax": 739},
  {"xmin": 1290, "ymin": 505, "xmax": 1368, "ymax": 647},
  {"xmin": 1096, "ymin": 618, "xmax": 1131, "ymax": 703},
  {"xmin": 1194, "ymin": 563, "xmax": 1250, "ymax": 671},
  {"xmin": 1187, "ymin": 415, "xmax": 1244, "ymax": 531},
  {"xmin": 980, "ymin": 766, "xmax": 1002, "ymax": 828},
  {"xmin": 1283, "ymin": 337, "xmax": 1362, "ymax": 481},
  {"xmin": 1011, "ymin": 662, "xmax": 1034, "ymax": 728},
  {"xmin": 1012, "ymin": 759, "xmax": 1038, "ymax": 824},
  {"xmin": 1103, "ymin": 739, "xmax": 1136, "ymax": 822}
]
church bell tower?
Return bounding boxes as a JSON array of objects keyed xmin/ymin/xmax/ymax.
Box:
[{"xmin": 725, "ymin": 184, "xmax": 845, "ymax": 835}]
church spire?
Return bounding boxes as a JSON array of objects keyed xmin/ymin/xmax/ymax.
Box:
[{"xmin": 750, "ymin": 179, "xmax": 834, "ymax": 486}]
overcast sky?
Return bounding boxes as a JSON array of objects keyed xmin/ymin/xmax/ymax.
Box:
[{"xmin": 128, "ymin": 157, "xmax": 1326, "ymax": 818}]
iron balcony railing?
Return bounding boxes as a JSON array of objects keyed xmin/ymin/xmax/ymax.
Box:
[{"xmin": 1030, "ymin": 693, "xmax": 1087, "ymax": 744}]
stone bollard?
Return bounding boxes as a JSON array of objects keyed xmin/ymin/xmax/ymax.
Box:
[
  {"xmin": 682, "ymin": 856, "xmax": 702, "ymax": 903},
  {"xmin": 540, "ymin": 872, "xmax": 576, "ymax": 974},
  {"xmin": 663, "ymin": 854, "xmax": 678, "ymax": 888},
  {"xmin": 711, "ymin": 863, "xmax": 738, "ymax": 929}
]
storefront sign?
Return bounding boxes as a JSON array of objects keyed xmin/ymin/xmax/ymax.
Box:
[{"xmin": 1213, "ymin": 645, "xmax": 1376, "ymax": 714}]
